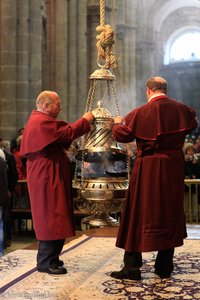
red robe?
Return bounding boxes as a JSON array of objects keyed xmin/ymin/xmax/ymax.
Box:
[
  {"xmin": 13, "ymin": 150, "xmax": 26, "ymax": 179},
  {"xmin": 112, "ymin": 96, "xmax": 197, "ymax": 252},
  {"xmin": 20, "ymin": 110, "xmax": 90, "ymax": 240}
]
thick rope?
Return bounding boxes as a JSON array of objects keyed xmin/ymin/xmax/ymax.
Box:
[
  {"xmin": 100, "ymin": 0, "xmax": 105, "ymax": 26},
  {"xmin": 96, "ymin": 0, "xmax": 118, "ymax": 69}
]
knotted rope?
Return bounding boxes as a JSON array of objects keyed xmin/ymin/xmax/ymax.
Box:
[{"xmin": 96, "ymin": 0, "xmax": 118, "ymax": 69}]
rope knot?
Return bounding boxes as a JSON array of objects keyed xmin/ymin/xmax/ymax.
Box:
[{"xmin": 96, "ymin": 24, "xmax": 118, "ymax": 69}]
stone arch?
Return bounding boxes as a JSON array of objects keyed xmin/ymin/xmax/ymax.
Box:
[
  {"xmin": 153, "ymin": 0, "xmax": 200, "ymax": 32},
  {"xmin": 135, "ymin": 0, "xmax": 200, "ymax": 110},
  {"xmin": 157, "ymin": 6, "xmax": 200, "ymax": 69},
  {"xmin": 164, "ymin": 26, "xmax": 200, "ymax": 65},
  {"xmin": 153, "ymin": 1, "xmax": 200, "ymax": 114}
]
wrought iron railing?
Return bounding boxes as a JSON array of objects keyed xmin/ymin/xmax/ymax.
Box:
[{"xmin": 184, "ymin": 179, "xmax": 200, "ymax": 224}]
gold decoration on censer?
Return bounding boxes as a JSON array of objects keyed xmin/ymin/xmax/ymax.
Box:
[{"xmin": 73, "ymin": 0, "xmax": 130, "ymax": 227}]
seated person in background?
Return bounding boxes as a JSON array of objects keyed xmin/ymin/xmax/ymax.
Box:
[
  {"xmin": 193, "ymin": 136, "xmax": 200, "ymax": 153},
  {"xmin": 183, "ymin": 142, "xmax": 200, "ymax": 179}
]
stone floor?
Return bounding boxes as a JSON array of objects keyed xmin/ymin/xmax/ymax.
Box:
[
  {"xmin": 185, "ymin": 223, "xmax": 200, "ymax": 239},
  {"xmin": 3, "ymin": 223, "xmax": 200, "ymax": 256},
  {"xmin": 4, "ymin": 233, "xmax": 37, "ymax": 254}
]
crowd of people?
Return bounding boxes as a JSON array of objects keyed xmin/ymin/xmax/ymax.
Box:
[
  {"xmin": 183, "ymin": 135, "xmax": 200, "ymax": 179},
  {"xmin": 0, "ymin": 132, "xmax": 23, "ymax": 254},
  {"xmin": 0, "ymin": 78, "xmax": 200, "ymax": 281}
]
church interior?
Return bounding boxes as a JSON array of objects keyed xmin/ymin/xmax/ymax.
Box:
[
  {"xmin": 1, "ymin": 0, "xmax": 200, "ymax": 138},
  {"xmin": 0, "ymin": 0, "xmax": 200, "ymax": 299}
]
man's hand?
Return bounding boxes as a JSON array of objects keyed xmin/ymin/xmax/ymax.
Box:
[
  {"xmin": 82, "ymin": 112, "xmax": 95, "ymax": 123},
  {"xmin": 114, "ymin": 116, "xmax": 123, "ymax": 124}
]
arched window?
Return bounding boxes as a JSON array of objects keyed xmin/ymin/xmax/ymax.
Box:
[{"xmin": 164, "ymin": 30, "xmax": 200, "ymax": 65}]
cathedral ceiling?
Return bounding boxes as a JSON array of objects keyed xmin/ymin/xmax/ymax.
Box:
[{"xmin": 151, "ymin": 0, "xmax": 200, "ymax": 31}]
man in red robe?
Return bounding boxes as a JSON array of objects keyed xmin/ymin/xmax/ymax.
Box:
[
  {"xmin": 20, "ymin": 91, "xmax": 94, "ymax": 275},
  {"xmin": 110, "ymin": 76, "xmax": 197, "ymax": 280}
]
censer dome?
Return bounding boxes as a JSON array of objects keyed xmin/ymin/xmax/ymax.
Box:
[{"xmin": 76, "ymin": 100, "xmax": 126, "ymax": 163}]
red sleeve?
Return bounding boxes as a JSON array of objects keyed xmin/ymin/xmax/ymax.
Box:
[
  {"xmin": 56, "ymin": 117, "xmax": 91, "ymax": 144},
  {"xmin": 20, "ymin": 111, "xmax": 91, "ymax": 155},
  {"xmin": 112, "ymin": 123, "xmax": 135, "ymax": 143}
]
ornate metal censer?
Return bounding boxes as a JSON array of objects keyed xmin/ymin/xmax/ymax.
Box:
[{"xmin": 73, "ymin": 0, "xmax": 129, "ymax": 227}]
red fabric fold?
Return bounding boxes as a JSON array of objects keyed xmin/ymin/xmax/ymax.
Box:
[{"xmin": 123, "ymin": 96, "xmax": 197, "ymax": 140}]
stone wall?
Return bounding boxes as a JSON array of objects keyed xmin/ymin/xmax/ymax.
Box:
[
  {"xmin": 1, "ymin": 0, "xmax": 200, "ymax": 139},
  {"xmin": 0, "ymin": 0, "xmax": 43, "ymax": 139},
  {"xmin": 0, "ymin": 0, "xmax": 137, "ymax": 139}
]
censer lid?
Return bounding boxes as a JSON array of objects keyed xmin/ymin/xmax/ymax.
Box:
[
  {"xmin": 76, "ymin": 101, "xmax": 126, "ymax": 162},
  {"xmin": 92, "ymin": 100, "xmax": 112, "ymax": 119}
]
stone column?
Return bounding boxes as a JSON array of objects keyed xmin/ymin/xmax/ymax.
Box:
[
  {"xmin": 67, "ymin": 0, "xmax": 79, "ymax": 121},
  {"xmin": 44, "ymin": 0, "xmax": 88, "ymax": 122},
  {"xmin": 77, "ymin": 0, "xmax": 88, "ymax": 117},
  {"xmin": 28, "ymin": 0, "xmax": 43, "ymax": 111},
  {"xmin": 87, "ymin": 0, "xmax": 100, "ymax": 75},
  {"xmin": 135, "ymin": 0, "xmax": 158, "ymax": 104},
  {"xmin": 44, "ymin": 0, "xmax": 56, "ymax": 89},
  {"xmin": 0, "ymin": 1, "xmax": 17, "ymax": 138},
  {"xmin": 16, "ymin": 0, "xmax": 29, "ymax": 127},
  {"xmin": 0, "ymin": 0, "xmax": 43, "ymax": 138},
  {"xmin": 116, "ymin": 25, "xmax": 130, "ymax": 115},
  {"xmin": 126, "ymin": 0, "xmax": 137, "ymax": 100},
  {"xmin": 53, "ymin": 0, "xmax": 69, "ymax": 119},
  {"xmin": 115, "ymin": 0, "xmax": 137, "ymax": 115}
]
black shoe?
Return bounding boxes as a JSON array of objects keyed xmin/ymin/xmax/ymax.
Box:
[
  {"xmin": 50, "ymin": 259, "xmax": 64, "ymax": 268},
  {"xmin": 55, "ymin": 260, "xmax": 64, "ymax": 267},
  {"xmin": 58, "ymin": 260, "xmax": 64, "ymax": 266},
  {"xmin": 110, "ymin": 268, "xmax": 141, "ymax": 280},
  {"xmin": 37, "ymin": 266, "xmax": 67, "ymax": 275},
  {"xmin": 154, "ymin": 268, "xmax": 171, "ymax": 279}
]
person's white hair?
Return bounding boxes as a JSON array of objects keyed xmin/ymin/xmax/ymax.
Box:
[
  {"xmin": 2, "ymin": 140, "xmax": 11, "ymax": 152},
  {"xmin": 0, "ymin": 148, "xmax": 6, "ymax": 160}
]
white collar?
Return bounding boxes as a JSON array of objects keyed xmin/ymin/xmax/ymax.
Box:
[{"xmin": 148, "ymin": 93, "xmax": 166, "ymax": 102}]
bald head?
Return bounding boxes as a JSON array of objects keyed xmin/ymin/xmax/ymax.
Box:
[
  {"xmin": 36, "ymin": 91, "xmax": 59, "ymax": 106},
  {"xmin": 36, "ymin": 90, "xmax": 61, "ymax": 118},
  {"xmin": 146, "ymin": 77, "xmax": 167, "ymax": 94}
]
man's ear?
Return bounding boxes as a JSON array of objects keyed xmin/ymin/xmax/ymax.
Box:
[
  {"xmin": 43, "ymin": 102, "xmax": 49, "ymax": 110},
  {"xmin": 146, "ymin": 87, "xmax": 150, "ymax": 96}
]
